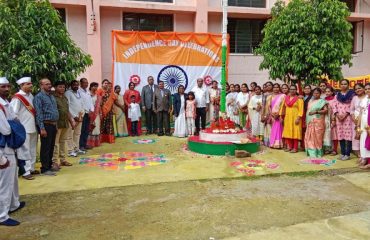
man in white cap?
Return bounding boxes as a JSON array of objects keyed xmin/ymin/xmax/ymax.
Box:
[
  {"xmin": 0, "ymin": 77, "xmax": 24, "ymax": 226},
  {"xmin": 10, "ymin": 77, "xmax": 38, "ymax": 180}
]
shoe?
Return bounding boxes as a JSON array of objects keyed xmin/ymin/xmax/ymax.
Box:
[
  {"xmin": 9, "ymin": 201, "xmax": 25, "ymax": 214},
  {"xmin": 31, "ymin": 170, "xmax": 40, "ymax": 175},
  {"xmin": 0, "ymin": 218, "xmax": 20, "ymax": 226},
  {"xmin": 194, "ymin": 132, "xmax": 199, "ymax": 136},
  {"xmin": 338, "ymin": 155, "xmax": 345, "ymax": 160},
  {"xmin": 61, "ymin": 161, "xmax": 73, "ymax": 167},
  {"xmin": 341, "ymin": 155, "xmax": 350, "ymax": 161},
  {"xmin": 41, "ymin": 170, "xmax": 56, "ymax": 176},
  {"xmin": 157, "ymin": 133, "xmax": 164, "ymax": 136},
  {"xmin": 22, "ymin": 174, "xmax": 34, "ymax": 180},
  {"xmin": 77, "ymin": 149, "xmax": 86, "ymax": 155},
  {"xmin": 85, "ymin": 145, "xmax": 93, "ymax": 150},
  {"xmin": 68, "ymin": 151, "xmax": 77, "ymax": 157}
]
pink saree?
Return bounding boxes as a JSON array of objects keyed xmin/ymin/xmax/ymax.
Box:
[{"xmin": 269, "ymin": 94, "xmax": 284, "ymax": 148}]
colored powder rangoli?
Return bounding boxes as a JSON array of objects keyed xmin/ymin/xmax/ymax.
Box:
[{"xmin": 78, "ymin": 152, "xmax": 168, "ymax": 171}]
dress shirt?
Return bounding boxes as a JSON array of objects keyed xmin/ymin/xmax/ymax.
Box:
[
  {"xmin": 10, "ymin": 90, "xmax": 36, "ymax": 133},
  {"xmin": 128, "ymin": 103, "xmax": 141, "ymax": 122},
  {"xmin": 65, "ymin": 89, "xmax": 84, "ymax": 119},
  {"xmin": 191, "ymin": 86, "xmax": 210, "ymax": 108},
  {"xmin": 79, "ymin": 87, "xmax": 94, "ymax": 113},
  {"xmin": 33, "ymin": 91, "xmax": 59, "ymax": 129}
]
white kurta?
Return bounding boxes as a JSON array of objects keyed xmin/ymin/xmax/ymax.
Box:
[
  {"xmin": 0, "ymin": 97, "xmax": 20, "ymax": 223},
  {"xmin": 359, "ymin": 97, "xmax": 370, "ymax": 158},
  {"xmin": 173, "ymin": 95, "xmax": 187, "ymax": 138},
  {"xmin": 248, "ymin": 95, "xmax": 264, "ymax": 136},
  {"xmin": 10, "ymin": 90, "xmax": 37, "ymax": 173}
]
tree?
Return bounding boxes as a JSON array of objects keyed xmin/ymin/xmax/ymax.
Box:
[
  {"xmin": 0, "ymin": 0, "xmax": 92, "ymax": 85},
  {"xmin": 255, "ymin": 0, "xmax": 353, "ymax": 84}
]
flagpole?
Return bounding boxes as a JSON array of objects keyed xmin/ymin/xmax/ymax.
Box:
[{"xmin": 220, "ymin": 0, "xmax": 228, "ymax": 114}]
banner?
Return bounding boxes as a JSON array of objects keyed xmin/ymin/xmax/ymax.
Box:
[
  {"xmin": 112, "ymin": 31, "xmax": 226, "ymax": 94},
  {"xmin": 327, "ymin": 74, "xmax": 370, "ymax": 89}
]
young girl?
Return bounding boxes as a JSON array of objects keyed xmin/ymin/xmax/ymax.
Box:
[
  {"xmin": 186, "ymin": 92, "xmax": 196, "ymax": 136},
  {"xmin": 248, "ymin": 86, "xmax": 264, "ymax": 140}
]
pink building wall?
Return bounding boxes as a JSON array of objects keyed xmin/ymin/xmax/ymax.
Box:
[{"xmin": 51, "ymin": 0, "xmax": 370, "ymax": 85}]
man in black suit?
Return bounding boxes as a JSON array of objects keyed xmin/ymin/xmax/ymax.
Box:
[
  {"xmin": 141, "ymin": 76, "xmax": 158, "ymax": 134},
  {"xmin": 153, "ymin": 81, "xmax": 172, "ymax": 136}
]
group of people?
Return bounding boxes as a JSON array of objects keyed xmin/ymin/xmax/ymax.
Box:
[
  {"xmin": 218, "ymin": 79, "xmax": 370, "ymax": 170},
  {"xmin": 1, "ymin": 74, "xmax": 370, "ymax": 226}
]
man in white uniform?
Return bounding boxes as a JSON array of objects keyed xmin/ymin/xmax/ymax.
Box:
[
  {"xmin": 191, "ymin": 78, "xmax": 210, "ymax": 135},
  {"xmin": 0, "ymin": 77, "xmax": 24, "ymax": 226},
  {"xmin": 65, "ymin": 80, "xmax": 85, "ymax": 156},
  {"xmin": 10, "ymin": 77, "xmax": 38, "ymax": 180}
]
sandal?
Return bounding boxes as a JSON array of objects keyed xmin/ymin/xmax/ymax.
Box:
[
  {"xmin": 359, "ymin": 158, "xmax": 367, "ymax": 166},
  {"xmin": 61, "ymin": 161, "xmax": 73, "ymax": 167},
  {"xmin": 360, "ymin": 164, "xmax": 370, "ymax": 170},
  {"xmin": 290, "ymin": 149, "xmax": 298, "ymax": 153},
  {"xmin": 330, "ymin": 151, "xmax": 337, "ymax": 156}
]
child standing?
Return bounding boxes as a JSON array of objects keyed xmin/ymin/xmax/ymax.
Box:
[
  {"xmin": 128, "ymin": 95, "xmax": 141, "ymax": 136},
  {"xmin": 186, "ymin": 92, "xmax": 196, "ymax": 136}
]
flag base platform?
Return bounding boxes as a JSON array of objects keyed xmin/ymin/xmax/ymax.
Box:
[{"xmin": 187, "ymin": 131, "xmax": 260, "ymax": 156}]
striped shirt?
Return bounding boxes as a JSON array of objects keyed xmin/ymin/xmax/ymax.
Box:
[{"xmin": 33, "ymin": 91, "xmax": 59, "ymax": 129}]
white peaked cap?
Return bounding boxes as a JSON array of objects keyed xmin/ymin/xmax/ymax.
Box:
[
  {"xmin": 16, "ymin": 77, "xmax": 31, "ymax": 85},
  {"xmin": 0, "ymin": 77, "xmax": 9, "ymax": 84}
]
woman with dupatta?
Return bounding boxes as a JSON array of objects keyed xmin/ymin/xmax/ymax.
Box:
[
  {"xmin": 280, "ymin": 85, "xmax": 304, "ymax": 153},
  {"xmin": 359, "ymin": 83, "xmax": 370, "ymax": 169},
  {"xmin": 97, "ymin": 79, "xmax": 117, "ymax": 143},
  {"xmin": 301, "ymin": 85, "xmax": 312, "ymax": 150},
  {"xmin": 304, "ymin": 88, "xmax": 328, "ymax": 158},
  {"xmin": 113, "ymin": 85, "xmax": 129, "ymax": 137},
  {"xmin": 87, "ymin": 82, "xmax": 102, "ymax": 147},
  {"xmin": 123, "ymin": 82, "xmax": 142, "ymax": 136},
  {"xmin": 269, "ymin": 83, "xmax": 285, "ymax": 149},
  {"xmin": 209, "ymin": 80, "xmax": 220, "ymax": 122},
  {"xmin": 333, "ymin": 79, "xmax": 355, "ymax": 161}
]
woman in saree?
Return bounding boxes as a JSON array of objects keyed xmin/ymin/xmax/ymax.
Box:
[
  {"xmin": 325, "ymin": 86, "xmax": 339, "ymax": 155},
  {"xmin": 280, "ymin": 85, "xmax": 304, "ymax": 153},
  {"xmin": 281, "ymin": 84, "xmax": 289, "ymax": 95},
  {"xmin": 350, "ymin": 83, "xmax": 366, "ymax": 158},
  {"xmin": 209, "ymin": 80, "xmax": 220, "ymax": 122},
  {"xmin": 123, "ymin": 82, "xmax": 142, "ymax": 136},
  {"xmin": 359, "ymin": 83, "xmax": 370, "ymax": 169},
  {"xmin": 87, "ymin": 82, "xmax": 101, "ymax": 147},
  {"xmin": 269, "ymin": 84, "xmax": 285, "ymax": 149},
  {"xmin": 262, "ymin": 81, "xmax": 273, "ymax": 146},
  {"xmin": 226, "ymin": 84, "xmax": 239, "ymax": 125},
  {"xmin": 248, "ymin": 86, "xmax": 264, "ymax": 139},
  {"xmin": 96, "ymin": 79, "xmax": 117, "ymax": 144},
  {"xmin": 113, "ymin": 85, "xmax": 129, "ymax": 137},
  {"xmin": 304, "ymin": 88, "xmax": 328, "ymax": 158},
  {"xmin": 236, "ymin": 83, "xmax": 250, "ymax": 129}
]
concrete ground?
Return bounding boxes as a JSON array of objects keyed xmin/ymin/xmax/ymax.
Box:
[{"xmin": 1, "ymin": 136, "xmax": 369, "ymax": 240}]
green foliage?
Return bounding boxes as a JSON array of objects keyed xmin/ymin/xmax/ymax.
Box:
[
  {"xmin": 0, "ymin": 0, "xmax": 92, "ymax": 85},
  {"xmin": 255, "ymin": 0, "xmax": 353, "ymax": 84}
]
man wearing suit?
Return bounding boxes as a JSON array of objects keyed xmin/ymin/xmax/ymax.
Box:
[
  {"xmin": 141, "ymin": 76, "xmax": 158, "ymax": 134},
  {"xmin": 153, "ymin": 81, "xmax": 172, "ymax": 136}
]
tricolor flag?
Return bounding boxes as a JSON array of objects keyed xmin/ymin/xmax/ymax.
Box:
[{"xmin": 112, "ymin": 31, "xmax": 227, "ymax": 94}]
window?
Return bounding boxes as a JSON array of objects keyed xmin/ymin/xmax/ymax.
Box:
[
  {"xmin": 56, "ymin": 8, "xmax": 66, "ymax": 24},
  {"xmin": 228, "ymin": 0, "xmax": 266, "ymax": 8},
  {"xmin": 341, "ymin": 0, "xmax": 356, "ymax": 12},
  {"xmin": 228, "ymin": 18, "xmax": 266, "ymax": 54},
  {"xmin": 351, "ymin": 21, "xmax": 364, "ymax": 54},
  {"xmin": 123, "ymin": 13, "xmax": 173, "ymax": 31},
  {"xmin": 129, "ymin": 0, "xmax": 172, "ymax": 2}
]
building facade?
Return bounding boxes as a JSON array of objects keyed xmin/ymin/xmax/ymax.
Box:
[{"xmin": 50, "ymin": 0, "xmax": 370, "ymax": 84}]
